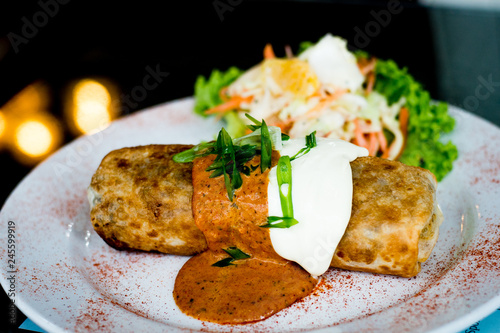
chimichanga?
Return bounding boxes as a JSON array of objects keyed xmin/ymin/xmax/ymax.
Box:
[
  {"xmin": 330, "ymin": 156, "xmax": 443, "ymax": 278},
  {"xmin": 88, "ymin": 144, "xmax": 207, "ymax": 256},
  {"xmin": 88, "ymin": 145, "xmax": 442, "ymax": 278}
]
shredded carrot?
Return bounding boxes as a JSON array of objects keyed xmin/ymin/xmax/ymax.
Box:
[
  {"xmin": 306, "ymin": 89, "xmax": 346, "ymax": 115},
  {"xmin": 381, "ymin": 133, "xmax": 399, "ymax": 159},
  {"xmin": 367, "ymin": 132, "xmax": 380, "ymax": 156},
  {"xmin": 377, "ymin": 130, "xmax": 388, "ymax": 154},
  {"xmin": 381, "ymin": 107, "xmax": 409, "ymax": 159},
  {"xmin": 353, "ymin": 118, "xmax": 368, "ymax": 149},
  {"xmin": 219, "ymin": 87, "xmax": 229, "ymax": 102},
  {"xmin": 263, "ymin": 43, "xmax": 276, "ymax": 59},
  {"xmin": 205, "ymin": 95, "xmax": 253, "ymax": 115},
  {"xmin": 399, "ymin": 107, "xmax": 409, "ymax": 136},
  {"xmin": 357, "ymin": 57, "xmax": 377, "ymax": 76},
  {"xmin": 272, "ymin": 119, "xmax": 294, "ymax": 134},
  {"xmin": 365, "ymin": 72, "xmax": 375, "ymax": 96},
  {"xmin": 381, "ymin": 144, "xmax": 391, "ymax": 159}
]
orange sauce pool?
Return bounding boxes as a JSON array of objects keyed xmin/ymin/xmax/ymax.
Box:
[{"xmin": 173, "ymin": 153, "xmax": 318, "ymax": 324}]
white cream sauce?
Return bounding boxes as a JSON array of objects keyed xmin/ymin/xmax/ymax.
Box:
[{"xmin": 268, "ymin": 138, "xmax": 368, "ymax": 276}]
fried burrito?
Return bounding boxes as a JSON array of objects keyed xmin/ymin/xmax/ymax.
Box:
[
  {"xmin": 330, "ymin": 156, "xmax": 443, "ymax": 278},
  {"xmin": 88, "ymin": 145, "xmax": 443, "ymax": 277},
  {"xmin": 88, "ymin": 144, "xmax": 207, "ymax": 256}
]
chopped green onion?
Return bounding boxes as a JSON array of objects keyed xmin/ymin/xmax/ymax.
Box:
[
  {"xmin": 212, "ymin": 257, "xmax": 235, "ymax": 267},
  {"xmin": 212, "ymin": 128, "xmax": 241, "ymax": 201},
  {"xmin": 173, "ymin": 117, "xmax": 284, "ymax": 201},
  {"xmin": 244, "ymin": 113, "xmax": 262, "ymax": 131},
  {"xmin": 172, "ymin": 141, "xmax": 215, "ymax": 163},
  {"xmin": 281, "ymin": 133, "xmax": 290, "ymax": 141},
  {"xmin": 260, "ymin": 119, "xmax": 272, "ymax": 173},
  {"xmin": 261, "ymin": 155, "xmax": 300, "ymax": 229},
  {"xmin": 277, "ymin": 155, "xmax": 294, "ymax": 217},
  {"xmin": 290, "ymin": 131, "xmax": 317, "ymax": 161},
  {"xmin": 212, "ymin": 246, "xmax": 251, "ymax": 267},
  {"xmin": 223, "ymin": 246, "xmax": 251, "ymax": 260},
  {"xmin": 260, "ymin": 216, "xmax": 299, "ymax": 228}
]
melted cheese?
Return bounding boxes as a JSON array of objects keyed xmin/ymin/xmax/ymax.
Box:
[{"xmin": 268, "ymin": 138, "xmax": 368, "ymax": 276}]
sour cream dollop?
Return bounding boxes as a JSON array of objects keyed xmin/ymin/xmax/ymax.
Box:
[
  {"xmin": 267, "ymin": 138, "xmax": 368, "ymax": 276},
  {"xmin": 298, "ymin": 33, "xmax": 364, "ymax": 92}
]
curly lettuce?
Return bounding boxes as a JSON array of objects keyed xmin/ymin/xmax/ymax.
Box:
[
  {"xmin": 193, "ymin": 66, "xmax": 247, "ymax": 137},
  {"xmin": 374, "ymin": 59, "xmax": 458, "ymax": 181}
]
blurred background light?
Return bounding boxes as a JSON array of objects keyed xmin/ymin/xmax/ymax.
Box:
[
  {"xmin": 65, "ymin": 78, "xmax": 119, "ymax": 135},
  {"xmin": 15, "ymin": 119, "xmax": 54, "ymax": 157},
  {"xmin": 0, "ymin": 81, "xmax": 62, "ymax": 166},
  {"xmin": 0, "ymin": 111, "xmax": 5, "ymax": 141},
  {"xmin": 1, "ymin": 81, "xmax": 50, "ymax": 116},
  {"xmin": 9, "ymin": 113, "xmax": 62, "ymax": 165}
]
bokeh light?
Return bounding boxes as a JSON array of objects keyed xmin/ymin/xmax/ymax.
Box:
[
  {"xmin": 0, "ymin": 81, "xmax": 63, "ymax": 165},
  {"xmin": 9, "ymin": 114, "xmax": 62, "ymax": 166},
  {"xmin": 0, "ymin": 111, "xmax": 5, "ymax": 141},
  {"xmin": 1, "ymin": 81, "xmax": 50, "ymax": 116},
  {"xmin": 66, "ymin": 78, "xmax": 119, "ymax": 135},
  {"xmin": 15, "ymin": 120, "xmax": 53, "ymax": 157}
]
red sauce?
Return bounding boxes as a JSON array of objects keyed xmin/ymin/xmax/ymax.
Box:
[{"xmin": 173, "ymin": 153, "xmax": 317, "ymax": 324}]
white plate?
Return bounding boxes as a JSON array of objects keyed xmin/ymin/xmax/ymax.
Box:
[{"xmin": 1, "ymin": 98, "xmax": 499, "ymax": 333}]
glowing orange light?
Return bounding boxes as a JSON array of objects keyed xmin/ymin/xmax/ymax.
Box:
[
  {"xmin": 0, "ymin": 111, "xmax": 5, "ymax": 139},
  {"xmin": 0, "ymin": 81, "xmax": 64, "ymax": 165},
  {"xmin": 15, "ymin": 120, "xmax": 53, "ymax": 157},
  {"xmin": 10, "ymin": 114, "xmax": 62, "ymax": 165},
  {"xmin": 1, "ymin": 81, "xmax": 50, "ymax": 116},
  {"xmin": 67, "ymin": 78, "xmax": 118, "ymax": 135}
]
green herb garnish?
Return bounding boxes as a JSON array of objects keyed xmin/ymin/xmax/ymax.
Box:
[
  {"xmin": 208, "ymin": 128, "xmax": 246, "ymax": 201},
  {"xmin": 211, "ymin": 257, "xmax": 235, "ymax": 267},
  {"xmin": 259, "ymin": 119, "xmax": 272, "ymax": 173},
  {"xmin": 172, "ymin": 141, "xmax": 216, "ymax": 163},
  {"xmin": 276, "ymin": 156, "xmax": 293, "ymax": 217},
  {"xmin": 212, "ymin": 246, "xmax": 251, "ymax": 267},
  {"xmin": 223, "ymin": 246, "xmax": 251, "ymax": 259},
  {"xmin": 244, "ymin": 113, "xmax": 262, "ymax": 132},
  {"xmin": 290, "ymin": 131, "xmax": 317, "ymax": 161},
  {"xmin": 261, "ymin": 216, "xmax": 299, "ymax": 228},
  {"xmin": 173, "ymin": 116, "xmax": 285, "ymax": 201},
  {"xmin": 245, "ymin": 113, "xmax": 290, "ymax": 142},
  {"xmin": 261, "ymin": 155, "xmax": 298, "ymax": 228}
]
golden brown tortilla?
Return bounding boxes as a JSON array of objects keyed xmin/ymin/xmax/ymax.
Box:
[
  {"xmin": 88, "ymin": 144, "xmax": 207, "ymax": 256},
  {"xmin": 330, "ymin": 156, "xmax": 443, "ymax": 278}
]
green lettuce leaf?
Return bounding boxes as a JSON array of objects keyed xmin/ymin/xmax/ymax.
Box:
[
  {"xmin": 193, "ymin": 66, "xmax": 243, "ymax": 115},
  {"xmin": 374, "ymin": 59, "xmax": 458, "ymax": 181},
  {"xmin": 193, "ymin": 66, "xmax": 247, "ymax": 137}
]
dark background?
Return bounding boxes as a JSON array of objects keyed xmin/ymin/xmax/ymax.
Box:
[{"xmin": 0, "ymin": 0, "xmax": 499, "ymax": 332}]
